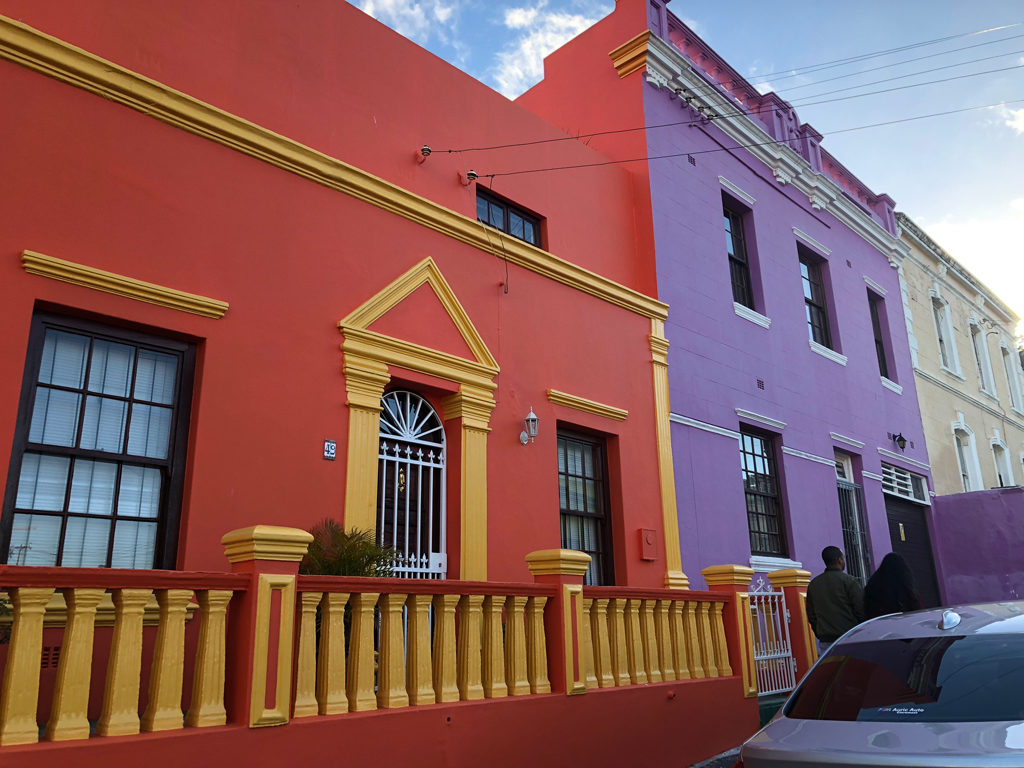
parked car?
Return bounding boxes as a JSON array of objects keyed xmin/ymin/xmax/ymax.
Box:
[{"xmin": 735, "ymin": 602, "xmax": 1024, "ymax": 767}]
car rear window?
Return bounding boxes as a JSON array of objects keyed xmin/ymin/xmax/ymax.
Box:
[{"xmin": 786, "ymin": 635, "xmax": 1024, "ymax": 722}]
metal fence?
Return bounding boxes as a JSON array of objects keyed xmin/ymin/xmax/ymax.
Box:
[{"xmin": 748, "ymin": 577, "xmax": 797, "ymax": 696}]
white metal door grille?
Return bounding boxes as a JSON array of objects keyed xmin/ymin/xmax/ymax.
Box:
[
  {"xmin": 748, "ymin": 577, "xmax": 797, "ymax": 696},
  {"xmin": 377, "ymin": 391, "xmax": 446, "ymax": 579}
]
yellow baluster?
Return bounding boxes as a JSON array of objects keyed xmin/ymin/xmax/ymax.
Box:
[
  {"xmin": 293, "ymin": 591, "xmax": 322, "ymax": 718},
  {"xmin": 482, "ymin": 595, "xmax": 507, "ymax": 698},
  {"xmin": 457, "ymin": 594, "xmax": 484, "ymax": 700},
  {"xmin": 407, "ymin": 594, "xmax": 435, "ymax": 705},
  {"xmin": 607, "ymin": 598, "xmax": 630, "ymax": 687},
  {"xmin": 44, "ymin": 588, "xmax": 105, "ymax": 741},
  {"xmin": 432, "ymin": 594, "xmax": 460, "ymax": 702},
  {"xmin": 655, "ymin": 600, "xmax": 674, "ymax": 681},
  {"xmin": 142, "ymin": 589, "xmax": 193, "ymax": 732},
  {"xmin": 624, "ymin": 599, "xmax": 646, "ymax": 685},
  {"xmin": 317, "ymin": 592, "xmax": 348, "ymax": 714},
  {"xmin": 581, "ymin": 598, "xmax": 598, "ymax": 689},
  {"xmin": 524, "ymin": 595, "xmax": 550, "ymax": 694},
  {"xmin": 590, "ymin": 598, "xmax": 614, "ymax": 688},
  {"xmin": 347, "ymin": 592, "xmax": 378, "ymax": 712},
  {"xmin": 683, "ymin": 600, "xmax": 704, "ymax": 678},
  {"xmin": 0, "ymin": 587, "xmax": 55, "ymax": 745},
  {"xmin": 640, "ymin": 599, "xmax": 661, "ymax": 683},
  {"xmin": 669, "ymin": 600, "xmax": 691, "ymax": 680},
  {"xmin": 696, "ymin": 601, "xmax": 718, "ymax": 678},
  {"xmin": 710, "ymin": 601, "xmax": 732, "ymax": 677},
  {"xmin": 504, "ymin": 596, "xmax": 530, "ymax": 696},
  {"xmin": 185, "ymin": 590, "xmax": 233, "ymax": 727},
  {"xmin": 377, "ymin": 593, "xmax": 408, "ymax": 708},
  {"xmin": 97, "ymin": 588, "xmax": 153, "ymax": 736}
]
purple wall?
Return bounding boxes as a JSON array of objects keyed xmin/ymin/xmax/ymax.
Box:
[{"xmin": 931, "ymin": 488, "xmax": 1024, "ymax": 604}]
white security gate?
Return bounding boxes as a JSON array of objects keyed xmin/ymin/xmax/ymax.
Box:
[
  {"xmin": 377, "ymin": 390, "xmax": 447, "ymax": 579},
  {"xmin": 748, "ymin": 577, "xmax": 797, "ymax": 696}
]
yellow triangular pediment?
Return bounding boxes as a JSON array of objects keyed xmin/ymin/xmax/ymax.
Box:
[{"xmin": 339, "ymin": 257, "xmax": 498, "ymax": 371}]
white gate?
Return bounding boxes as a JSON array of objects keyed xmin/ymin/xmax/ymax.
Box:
[
  {"xmin": 748, "ymin": 577, "xmax": 797, "ymax": 696},
  {"xmin": 377, "ymin": 390, "xmax": 447, "ymax": 579}
]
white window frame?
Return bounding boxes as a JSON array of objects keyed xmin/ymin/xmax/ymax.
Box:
[
  {"xmin": 951, "ymin": 416, "xmax": 983, "ymax": 492},
  {"xmin": 991, "ymin": 434, "xmax": 1015, "ymax": 488},
  {"xmin": 1000, "ymin": 340, "xmax": 1024, "ymax": 415},
  {"xmin": 968, "ymin": 317, "xmax": 997, "ymax": 397},
  {"xmin": 880, "ymin": 462, "xmax": 929, "ymax": 504},
  {"xmin": 930, "ymin": 291, "xmax": 961, "ymax": 377}
]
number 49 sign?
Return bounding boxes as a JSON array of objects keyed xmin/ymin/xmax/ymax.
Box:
[{"xmin": 323, "ymin": 439, "xmax": 337, "ymax": 461}]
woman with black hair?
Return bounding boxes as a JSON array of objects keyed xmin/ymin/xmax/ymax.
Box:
[{"xmin": 863, "ymin": 552, "xmax": 923, "ymax": 619}]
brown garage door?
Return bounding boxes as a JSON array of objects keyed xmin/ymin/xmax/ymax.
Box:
[{"xmin": 885, "ymin": 497, "xmax": 941, "ymax": 607}]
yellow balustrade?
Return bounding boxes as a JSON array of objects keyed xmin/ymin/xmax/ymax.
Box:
[
  {"xmin": 377, "ymin": 593, "xmax": 409, "ymax": 708},
  {"xmin": 710, "ymin": 601, "xmax": 732, "ymax": 677},
  {"xmin": 142, "ymin": 589, "xmax": 193, "ymax": 732},
  {"xmin": 432, "ymin": 594, "xmax": 460, "ymax": 702},
  {"xmin": 97, "ymin": 588, "xmax": 153, "ymax": 736},
  {"xmin": 590, "ymin": 598, "xmax": 614, "ymax": 688},
  {"xmin": 683, "ymin": 601, "xmax": 704, "ymax": 678},
  {"xmin": 44, "ymin": 588, "xmax": 105, "ymax": 741},
  {"xmin": 668, "ymin": 601, "xmax": 691, "ymax": 680},
  {"xmin": 696, "ymin": 602, "xmax": 719, "ymax": 678},
  {"xmin": 581, "ymin": 598, "xmax": 597, "ymax": 690},
  {"xmin": 317, "ymin": 592, "xmax": 349, "ymax": 714},
  {"xmin": 524, "ymin": 595, "xmax": 550, "ymax": 694},
  {"xmin": 639, "ymin": 600, "xmax": 661, "ymax": 683},
  {"xmin": 186, "ymin": 589, "xmax": 233, "ymax": 727},
  {"xmin": 607, "ymin": 598, "xmax": 630, "ymax": 687},
  {"xmin": 0, "ymin": 587, "xmax": 55, "ymax": 745},
  {"xmin": 624, "ymin": 599, "xmax": 646, "ymax": 685},
  {"xmin": 347, "ymin": 592, "xmax": 378, "ymax": 712},
  {"xmin": 457, "ymin": 594, "xmax": 484, "ymax": 700},
  {"xmin": 654, "ymin": 600, "xmax": 674, "ymax": 680},
  {"xmin": 504, "ymin": 596, "xmax": 530, "ymax": 696},
  {"xmin": 407, "ymin": 594, "xmax": 436, "ymax": 705},
  {"xmin": 482, "ymin": 595, "xmax": 507, "ymax": 698},
  {"xmin": 293, "ymin": 591, "xmax": 322, "ymax": 718}
]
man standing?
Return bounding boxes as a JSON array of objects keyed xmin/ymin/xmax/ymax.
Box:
[{"xmin": 805, "ymin": 545, "xmax": 864, "ymax": 655}]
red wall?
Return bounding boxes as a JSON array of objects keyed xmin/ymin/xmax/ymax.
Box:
[{"xmin": 0, "ymin": 2, "xmax": 669, "ymax": 585}]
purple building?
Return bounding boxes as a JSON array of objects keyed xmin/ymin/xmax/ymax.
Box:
[{"xmin": 521, "ymin": 0, "xmax": 938, "ymax": 596}]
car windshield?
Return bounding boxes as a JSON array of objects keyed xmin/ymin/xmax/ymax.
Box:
[{"xmin": 786, "ymin": 634, "xmax": 1024, "ymax": 722}]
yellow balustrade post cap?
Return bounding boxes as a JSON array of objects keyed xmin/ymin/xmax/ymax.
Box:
[
  {"xmin": 664, "ymin": 570, "xmax": 691, "ymax": 590},
  {"xmin": 221, "ymin": 525, "xmax": 314, "ymax": 563},
  {"xmin": 701, "ymin": 564, "xmax": 755, "ymax": 586},
  {"xmin": 767, "ymin": 568, "xmax": 812, "ymax": 588},
  {"xmin": 525, "ymin": 549, "xmax": 592, "ymax": 576}
]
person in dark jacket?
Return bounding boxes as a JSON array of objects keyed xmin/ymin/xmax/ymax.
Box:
[
  {"xmin": 863, "ymin": 552, "xmax": 922, "ymax": 619},
  {"xmin": 805, "ymin": 545, "xmax": 864, "ymax": 655}
]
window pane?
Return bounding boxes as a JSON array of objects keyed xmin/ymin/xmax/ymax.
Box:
[
  {"xmin": 7, "ymin": 513, "xmax": 62, "ymax": 565},
  {"xmin": 88, "ymin": 340, "xmax": 134, "ymax": 397},
  {"xmin": 523, "ymin": 221, "xmax": 535, "ymax": 244},
  {"xmin": 134, "ymin": 350, "xmax": 177, "ymax": 404},
  {"xmin": 476, "ymin": 195, "xmax": 489, "ymax": 222},
  {"xmin": 111, "ymin": 520, "xmax": 158, "ymax": 568},
  {"xmin": 489, "ymin": 202, "xmax": 503, "ymax": 227},
  {"xmin": 69, "ymin": 459, "xmax": 118, "ymax": 516},
  {"xmin": 127, "ymin": 404, "xmax": 173, "ymax": 459},
  {"xmin": 509, "ymin": 212, "xmax": 524, "ymax": 239},
  {"xmin": 15, "ymin": 453, "xmax": 70, "ymax": 511},
  {"xmin": 39, "ymin": 330, "xmax": 88, "ymax": 388},
  {"xmin": 29, "ymin": 387, "xmax": 82, "ymax": 446},
  {"xmin": 117, "ymin": 466, "xmax": 162, "ymax": 518},
  {"xmin": 81, "ymin": 396, "xmax": 128, "ymax": 452},
  {"xmin": 61, "ymin": 516, "xmax": 110, "ymax": 567}
]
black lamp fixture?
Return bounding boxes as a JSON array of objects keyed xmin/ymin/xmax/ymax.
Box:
[{"xmin": 892, "ymin": 432, "xmax": 907, "ymax": 452}]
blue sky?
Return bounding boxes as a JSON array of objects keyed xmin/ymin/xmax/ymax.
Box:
[{"xmin": 354, "ymin": 0, "xmax": 1024, "ymax": 331}]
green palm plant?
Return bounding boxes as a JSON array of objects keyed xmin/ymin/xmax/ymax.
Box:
[{"xmin": 299, "ymin": 519, "xmax": 395, "ymax": 577}]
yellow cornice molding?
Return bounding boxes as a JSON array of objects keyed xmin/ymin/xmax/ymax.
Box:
[
  {"xmin": 0, "ymin": 15, "xmax": 667, "ymax": 322},
  {"xmin": 546, "ymin": 389, "xmax": 628, "ymax": 421},
  {"xmin": 340, "ymin": 257, "xmax": 498, "ymax": 370},
  {"xmin": 21, "ymin": 250, "xmax": 229, "ymax": 318},
  {"xmin": 609, "ymin": 30, "xmax": 652, "ymax": 78}
]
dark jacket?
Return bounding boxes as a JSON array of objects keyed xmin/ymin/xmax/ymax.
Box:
[{"xmin": 805, "ymin": 568, "xmax": 864, "ymax": 642}]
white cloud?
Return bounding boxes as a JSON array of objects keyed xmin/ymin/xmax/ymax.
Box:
[
  {"xmin": 1001, "ymin": 106, "xmax": 1024, "ymax": 135},
  {"xmin": 491, "ymin": 3, "xmax": 611, "ymax": 98},
  {"xmin": 359, "ymin": 0, "xmax": 459, "ymax": 45}
]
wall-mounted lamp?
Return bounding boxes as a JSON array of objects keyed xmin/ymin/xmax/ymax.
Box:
[
  {"xmin": 892, "ymin": 432, "xmax": 907, "ymax": 452},
  {"xmin": 415, "ymin": 144, "xmax": 432, "ymax": 164},
  {"xmin": 460, "ymin": 169, "xmax": 479, "ymax": 186},
  {"xmin": 520, "ymin": 408, "xmax": 539, "ymax": 445}
]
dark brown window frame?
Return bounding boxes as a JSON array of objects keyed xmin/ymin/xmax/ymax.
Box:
[
  {"xmin": 740, "ymin": 426, "xmax": 788, "ymax": 557},
  {"xmin": 799, "ymin": 249, "xmax": 832, "ymax": 349},
  {"xmin": 1, "ymin": 312, "xmax": 195, "ymax": 569},
  {"xmin": 724, "ymin": 201, "xmax": 754, "ymax": 310},
  {"xmin": 557, "ymin": 427, "xmax": 613, "ymax": 586},
  {"xmin": 868, "ymin": 290, "xmax": 891, "ymax": 380},
  {"xmin": 476, "ymin": 188, "xmax": 541, "ymax": 246}
]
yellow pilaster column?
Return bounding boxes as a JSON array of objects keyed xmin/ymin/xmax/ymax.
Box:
[
  {"xmin": 44, "ymin": 588, "xmax": 105, "ymax": 741},
  {"xmin": 0, "ymin": 587, "xmax": 54, "ymax": 745},
  {"xmin": 407, "ymin": 594, "xmax": 436, "ymax": 705},
  {"xmin": 342, "ymin": 355, "xmax": 391, "ymax": 533},
  {"xmin": 97, "ymin": 588, "xmax": 153, "ymax": 736},
  {"xmin": 142, "ymin": 589, "xmax": 193, "ymax": 732},
  {"xmin": 293, "ymin": 591, "xmax": 322, "ymax": 718},
  {"xmin": 347, "ymin": 592, "xmax": 379, "ymax": 711},
  {"xmin": 442, "ymin": 385, "xmax": 495, "ymax": 581},
  {"xmin": 377, "ymin": 593, "xmax": 409, "ymax": 708},
  {"xmin": 650, "ymin": 320, "xmax": 688, "ymax": 589},
  {"xmin": 186, "ymin": 589, "xmax": 234, "ymax": 727}
]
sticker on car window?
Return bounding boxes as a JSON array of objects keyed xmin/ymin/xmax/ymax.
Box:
[{"xmin": 876, "ymin": 706, "xmax": 925, "ymax": 716}]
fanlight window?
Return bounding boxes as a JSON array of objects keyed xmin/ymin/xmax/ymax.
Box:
[{"xmin": 377, "ymin": 390, "xmax": 446, "ymax": 578}]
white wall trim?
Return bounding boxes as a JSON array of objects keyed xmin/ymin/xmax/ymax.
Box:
[
  {"xmin": 914, "ymin": 368, "xmax": 1024, "ymax": 432},
  {"xmin": 877, "ymin": 447, "xmax": 931, "ymax": 471},
  {"xmin": 749, "ymin": 555, "xmax": 803, "ymax": 573},
  {"xmin": 719, "ymin": 176, "xmax": 756, "ymax": 206},
  {"xmin": 862, "ymin": 471, "xmax": 884, "ymax": 481},
  {"xmin": 810, "ymin": 340, "xmax": 848, "ymax": 366},
  {"xmin": 880, "ymin": 377, "xmax": 903, "ymax": 395},
  {"xmin": 781, "ymin": 446, "xmax": 836, "ymax": 467},
  {"xmin": 792, "ymin": 227, "xmax": 832, "ymax": 256},
  {"xmin": 863, "ymin": 275, "xmax": 888, "ymax": 296},
  {"xmin": 734, "ymin": 302, "xmax": 771, "ymax": 329},
  {"xmin": 670, "ymin": 413, "xmax": 741, "ymax": 441},
  {"xmin": 830, "ymin": 432, "xmax": 865, "ymax": 449},
  {"xmin": 735, "ymin": 408, "xmax": 787, "ymax": 431}
]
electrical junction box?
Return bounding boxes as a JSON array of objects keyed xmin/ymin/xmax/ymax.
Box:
[{"xmin": 639, "ymin": 528, "xmax": 658, "ymax": 561}]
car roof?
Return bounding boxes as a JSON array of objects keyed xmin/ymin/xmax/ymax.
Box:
[{"xmin": 840, "ymin": 601, "xmax": 1024, "ymax": 642}]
